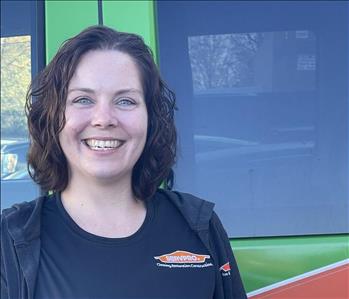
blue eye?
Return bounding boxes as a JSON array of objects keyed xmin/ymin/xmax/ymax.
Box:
[
  {"xmin": 117, "ymin": 98, "xmax": 135, "ymax": 107},
  {"xmin": 73, "ymin": 97, "xmax": 93, "ymax": 105}
]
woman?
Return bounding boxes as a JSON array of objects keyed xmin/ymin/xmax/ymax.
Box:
[{"xmin": 1, "ymin": 25, "xmax": 247, "ymax": 299}]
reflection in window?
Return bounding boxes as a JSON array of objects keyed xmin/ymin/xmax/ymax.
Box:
[
  {"xmin": 1, "ymin": 35, "xmax": 31, "ymax": 180},
  {"xmin": 188, "ymin": 31, "xmax": 316, "ymax": 94},
  {"xmin": 157, "ymin": 1, "xmax": 348, "ymax": 237}
]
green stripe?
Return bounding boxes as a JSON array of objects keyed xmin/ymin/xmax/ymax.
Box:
[
  {"xmin": 102, "ymin": 0, "xmax": 157, "ymax": 59},
  {"xmin": 231, "ymin": 234, "xmax": 349, "ymax": 292},
  {"xmin": 45, "ymin": 0, "xmax": 99, "ymax": 63}
]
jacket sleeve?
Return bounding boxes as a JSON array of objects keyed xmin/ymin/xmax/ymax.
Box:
[
  {"xmin": 209, "ymin": 212, "xmax": 247, "ymax": 299},
  {"xmin": 1, "ymin": 214, "xmax": 9, "ymax": 299},
  {"xmin": 1, "ymin": 252, "xmax": 9, "ymax": 299}
]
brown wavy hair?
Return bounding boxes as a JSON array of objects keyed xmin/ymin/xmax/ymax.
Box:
[{"xmin": 25, "ymin": 25, "xmax": 177, "ymax": 200}]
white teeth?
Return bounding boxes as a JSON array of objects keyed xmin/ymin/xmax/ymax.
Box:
[
  {"xmin": 84, "ymin": 139, "xmax": 122, "ymax": 150},
  {"xmin": 97, "ymin": 140, "xmax": 104, "ymax": 148}
]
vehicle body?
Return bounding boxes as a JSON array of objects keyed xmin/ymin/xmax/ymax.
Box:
[
  {"xmin": 1, "ymin": 140, "xmax": 30, "ymax": 179},
  {"xmin": 1, "ymin": 1, "xmax": 348, "ymax": 297},
  {"xmin": 1, "ymin": 140, "xmax": 39, "ymax": 208}
]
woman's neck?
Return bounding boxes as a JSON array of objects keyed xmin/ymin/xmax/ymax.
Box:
[{"xmin": 60, "ymin": 176, "xmax": 146, "ymax": 238}]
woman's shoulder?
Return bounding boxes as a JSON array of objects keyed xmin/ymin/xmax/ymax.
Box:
[
  {"xmin": 156, "ymin": 189, "xmax": 215, "ymax": 231},
  {"xmin": 1, "ymin": 196, "xmax": 44, "ymax": 218},
  {"xmin": 1, "ymin": 195, "xmax": 48, "ymax": 241}
]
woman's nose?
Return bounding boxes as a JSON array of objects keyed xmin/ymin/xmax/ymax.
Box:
[{"xmin": 91, "ymin": 102, "xmax": 118, "ymax": 128}]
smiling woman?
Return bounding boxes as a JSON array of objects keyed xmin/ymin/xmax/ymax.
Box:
[
  {"xmin": 23, "ymin": 27, "xmax": 176, "ymax": 201},
  {"xmin": 60, "ymin": 50, "xmax": 148, "ymax": 189},
  {"xmin": 1, "ymin": 26, "xmax": 247, "ymax": 299}
]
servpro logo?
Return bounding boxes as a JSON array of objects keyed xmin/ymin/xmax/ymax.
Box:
[
  {"xmin": 155, "ymin": 250, "xmax": 210, "ymax": 264},
  {"xmin": 154, "ymin": 250, "xmax": 213, "ymax": 269}
]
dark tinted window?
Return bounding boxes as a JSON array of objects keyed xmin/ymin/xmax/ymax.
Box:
[
  {"xmin": 157, "ymin": 1, "xmax": 348, "ymax": 237},
  {"xmin": 1, "ymin": 0, "xmax": 43, "ymax": 208}
]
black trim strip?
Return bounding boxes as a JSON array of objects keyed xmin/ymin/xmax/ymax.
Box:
[
  {"xmin": 35, "ymin": 0, "xmax": 46, "ymax": 71},
  {"xmin": 98, "ymin": 0, "xmax": 103, "ymax": 25},
  {"xmin": 32, "ymin": 0, "xmax": 46, "ymax": 196}
]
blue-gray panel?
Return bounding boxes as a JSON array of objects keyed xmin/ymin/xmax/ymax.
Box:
[
  {"xmin": 1, "ymin": 1, "xmax": 43, "ymax": 210},
  {"xmin": 0, "ymin": 1, "xmax": 32, "ymax": 37},
  {"xmin": 1, "ymin": 179, "xmax": 40, "ymax": 210},
  {"xmin": 156, "ymin": 1, "xmax": 348, "ymax": 237}
]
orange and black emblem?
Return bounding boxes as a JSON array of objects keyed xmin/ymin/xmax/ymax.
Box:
[{"xmin": 154, "ymin": 250, "xmax": 211, "ymax": 264}]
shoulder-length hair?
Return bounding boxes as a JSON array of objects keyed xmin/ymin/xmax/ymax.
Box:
[{"xmin": 26, "ymin": 25, "xmax": 177, "ymax": 200}]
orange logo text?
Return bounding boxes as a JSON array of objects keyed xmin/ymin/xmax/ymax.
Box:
[{"xmin": 155, "ymin": 250, "xmax": 210, "ymax": 264}]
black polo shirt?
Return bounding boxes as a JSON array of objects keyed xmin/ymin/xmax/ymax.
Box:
[{"xmin": 34, "ymin": 191, "xmax": 215, "ymax": 299}]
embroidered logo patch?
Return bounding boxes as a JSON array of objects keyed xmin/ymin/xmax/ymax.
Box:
[
  {"xmin": 154, "ymin": 250, "xmax": 213, "ymax": 269},
  {"xmin": 220, "ymin": 262, "xmax": 231, "ymax": 276},
  {"xmin": 155, "ymin": 250, "xmax": 210, "ymax": 264}
]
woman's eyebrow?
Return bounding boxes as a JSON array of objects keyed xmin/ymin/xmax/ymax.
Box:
[
  {"xmin": 68, "ymin": 87, "xmax": 95, "ymax": 94},
  {"xmin": 67, "ymin": 88, "xmax": 143, "ymax": 96},
  {"xmin": 114, "ymin": 88, "xmax": 143, "ymax": 96}
]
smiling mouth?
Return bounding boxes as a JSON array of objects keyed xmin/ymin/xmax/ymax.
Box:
[{"xmin": 82, "ymin": 139, "xmax": 125, "ymax": 151}]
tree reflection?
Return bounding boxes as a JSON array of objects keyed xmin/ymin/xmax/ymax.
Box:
[{"xmin": 188, "ymin": 32, "xmax": 264, "ymax": 91}]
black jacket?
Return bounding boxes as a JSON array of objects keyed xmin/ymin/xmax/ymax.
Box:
[{"xmin": 1, "ymin": 190, "xmax": 247, "ymax": 299}]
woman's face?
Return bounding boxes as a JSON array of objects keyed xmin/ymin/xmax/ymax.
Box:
[{"xmin": 59, "ymin": 50, "xmax": 148, "ymax": 185}]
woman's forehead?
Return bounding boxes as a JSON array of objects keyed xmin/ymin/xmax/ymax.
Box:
[{"xmin": 68, "ymin": 50, "xmax": 143, "ymax": 95}]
